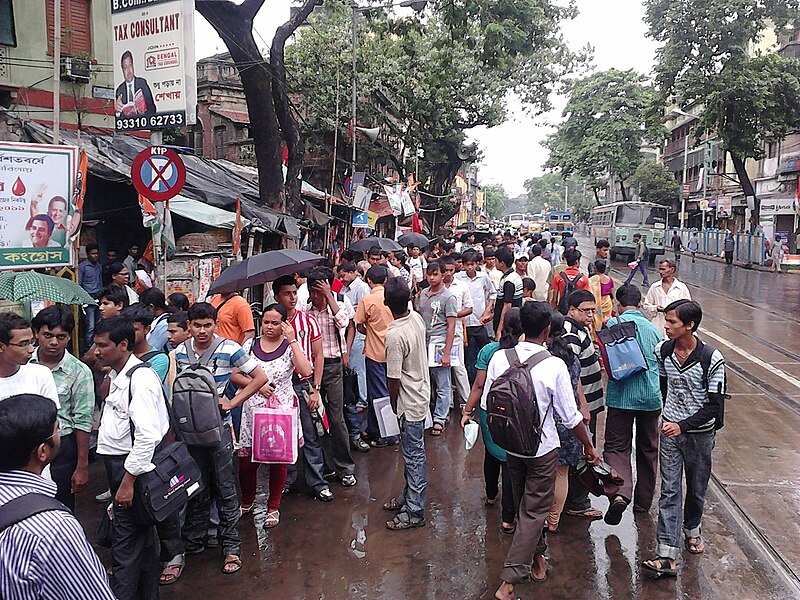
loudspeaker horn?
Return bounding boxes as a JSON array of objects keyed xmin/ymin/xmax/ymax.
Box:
[{"xmin": 356, "ymin": 127, "xmax": 380, "ymax": 143}]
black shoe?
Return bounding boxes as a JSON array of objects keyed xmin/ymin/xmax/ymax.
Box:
[
  {"xmin": 350, "ymin": 438, "xmax": 370, "ymax": 453},
  {"xmin": 322, "ymin": 469, "xmax": 336, "ymax": 480},
  {"xmin": 315, "ymin": 488, "xmax": 334, "ymax": 502},
  {"xmin": 604, "ymin": 498, "xmax": 628, "ymax": 526}
]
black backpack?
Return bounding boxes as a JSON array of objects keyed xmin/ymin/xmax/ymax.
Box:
[
  {"xmin": 557, "ymin": 272, "xmax": 581, "ymax": 315},
  {"xmin": 486, "ymin": 348, "xmax": 552, "ymax": 456},
  {"xmin": 0, "ymin": 493, "xmax": 69, "ymax": 532},
  {"xmin": 660, "ymin": 339, "xmax": 728, "ymax": 430}
]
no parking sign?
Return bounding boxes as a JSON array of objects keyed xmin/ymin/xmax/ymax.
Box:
[{"xmin": 131, "ymin": 146, "xmax": 186, "ymax": 202}]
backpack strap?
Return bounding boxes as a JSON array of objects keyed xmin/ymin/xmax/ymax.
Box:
[
  {"xmin": 139, "ymin": 350, "xmax": 162, "ymax": 363},
  {"xmin": 188, "ymin": 337, "xmax": 226, "ymax": 367},
  {"xmin": 522, "ymin": 349, "xmax": 551, "ymax": 369},
  {"xmin": 126, "ymin": 361, "xmax": 173, "ymax": 444},
  {"xmin": 0, "ymin": 493, "xmax": 69, "ymax": 533},
  {"xmin": 659, "ymin": 339, "xmax": 676, "ymax": 362},
  {"xmin": 505, "ymin": 347, "xmax": 521, "ymax": 366}
]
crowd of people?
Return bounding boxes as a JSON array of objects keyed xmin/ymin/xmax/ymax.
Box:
[{"xmin": 0, "ymin": 228, "xmax": 725, "ymax": 600}]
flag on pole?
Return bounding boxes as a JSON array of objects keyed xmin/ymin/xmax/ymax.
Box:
[
  {"xmin": 232, "ymin": 196, "xmax": 242, "ymax": 257},
  {"xmin": 138, "ymin": 194, "xmax": 159, "ymax": 229},
  {"xmin": 68, "ymin": 149, "xmax": 88, "ymax": 244}
]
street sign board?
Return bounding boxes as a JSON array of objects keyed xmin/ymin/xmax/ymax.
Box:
[
  {"xmin": 131, "ymin": 146, "xmax": 186, "ymax": 202},
  {"xmin": 682, "ymin": 183, "xmax": 691, "ymax": 198}
]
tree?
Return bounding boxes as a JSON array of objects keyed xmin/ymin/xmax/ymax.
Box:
[
  {"xmin": 544, "ymin": 69, "xmax": 654, "ymax": 203},
  {"xmin": 285, "ymin": 0, "xmax": 587, "ymax": 229},
  {"xmin": 196, "ymin": 0, "xmax": 321, "ymax": 214},
  {"xmin": 482, "ymin": 184, "xmax": 507, "ymax": 219},
  {"xmin": 644, "ymin": 0, "xmax": 800, "ymax": 223},
  {"xmin": 629, "ymin": 160, "xmax": 680, "ymax": 208}
]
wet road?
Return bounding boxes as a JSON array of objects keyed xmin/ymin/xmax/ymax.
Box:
[{"xmin": 74, "ymin": 240, "xmax": 800, "ymax": 599}]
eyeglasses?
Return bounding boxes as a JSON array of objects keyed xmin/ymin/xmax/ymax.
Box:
[
  {"xmin": 576, "ymin": 307, "xmax": 596, "ymax": 315},
  {"xmin": 4, "ymin": 339, "xmax": 34, "ymax": 348},
  {"xmin": 41, "ymin": 423, "xmax": 61, "ymax": 444}
]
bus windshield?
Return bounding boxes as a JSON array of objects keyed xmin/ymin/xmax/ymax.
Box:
[
  {"xmin": 615, "ymin": 205, "xmax": 642, "ymax": 226},
  {"xmin": 643, "ymin": 206, "xmax": 667, "ymax": 226}
]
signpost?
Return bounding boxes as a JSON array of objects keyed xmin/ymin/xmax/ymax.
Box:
[{"xmin": 131, "ymin": 146, "xmax": 186, "ymax": 202}]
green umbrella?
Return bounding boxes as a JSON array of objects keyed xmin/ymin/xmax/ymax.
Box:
[{"xmin": 0, "ymin": 271, "xmax": 96, "ymax": 305}]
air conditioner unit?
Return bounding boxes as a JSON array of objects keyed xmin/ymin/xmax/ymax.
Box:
[{"xmin": 60, "ymin": 57, "xmax": 91, "ymax": 84}]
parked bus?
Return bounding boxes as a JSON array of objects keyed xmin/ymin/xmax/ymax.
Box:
[
  {"xmin": 590, "ymin": 201, "xmax": 668, "ymax": 264},
  {"xmin": 547, "ymin": 210, "xmax": 573, "ymax": 235},
  {"xmin": 504, "ymin": 213, "xmax": 526, "ymax": 231}
]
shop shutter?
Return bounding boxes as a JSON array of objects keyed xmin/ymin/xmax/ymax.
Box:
[{"xmin": 46, "ymin": 0, "xmax": 93, "ymax": 56}]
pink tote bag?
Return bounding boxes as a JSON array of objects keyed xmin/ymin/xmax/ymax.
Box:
[{"xmin": 251, "ymin": 405, "xmax": 299, "ymax": 464}]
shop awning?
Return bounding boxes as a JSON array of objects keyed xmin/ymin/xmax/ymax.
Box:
[{"xmin": 169, "ymin": 195, "xmax": 250, "ymax": 230}]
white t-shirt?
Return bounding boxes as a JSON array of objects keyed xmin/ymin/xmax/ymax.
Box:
[{"xmin": 0, "ymin": 364, "xmax": 60, "ymax": 408}]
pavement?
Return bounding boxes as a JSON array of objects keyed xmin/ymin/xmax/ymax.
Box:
[{"xmin": 72, "ymin": 239, "xmax": 800, "ymax": 599}]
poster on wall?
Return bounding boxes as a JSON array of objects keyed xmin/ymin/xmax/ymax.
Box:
[
  {"xmin": 0, "ymin": 142, "xmax": 77, "ymax": 270},
  {"xmin": 111, "ymin": 0, "xmax": 197, "ymax": 132}
]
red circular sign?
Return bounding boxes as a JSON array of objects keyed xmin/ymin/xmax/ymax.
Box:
[{"xmin": 131, "ymin": 146, "xmax": 186, "ymax": 202}]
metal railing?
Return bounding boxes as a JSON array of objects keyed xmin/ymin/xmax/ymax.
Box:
[{"xmin": 676, "ymin": 229, "xmax": 766, "ymax": 265}]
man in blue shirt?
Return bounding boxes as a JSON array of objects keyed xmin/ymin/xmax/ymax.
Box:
[
  {"xmin": 78, "ymin": 242, "xmax": 103, "ymax": 348},
  {"xmin": 602, "ymin": 284, "xmax": 663, "ymax": 526}
]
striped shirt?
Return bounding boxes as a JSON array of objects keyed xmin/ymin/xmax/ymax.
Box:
[
  {"xmin": 563, "ymin": 318, "xmax": 605, "ymax": 413},
  {"xmin": 604, "ymin": 310, "xmax": 662, "ymax": 412},
  {"xmin": 308, "ymin": 295, "xmax": 354, "ymax": 359},
  {"xmin": 289, "ymin": 309, "xmax": 321, "ymax": 378},
  {"xmin": 175, "ymin": 336, "xmax": 259, "ymax": 396},
  {"xmin": 656, "ymin": 338, "xmax": 725, "ymax": 432},
  {"xmin": 0, "ymin": 471, "xmax": 116, "ymax": 600}
]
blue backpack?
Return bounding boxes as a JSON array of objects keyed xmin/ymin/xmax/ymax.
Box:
[{"xmin": 597, "ymin": 321, "xmax": 647, "ymax": 381}]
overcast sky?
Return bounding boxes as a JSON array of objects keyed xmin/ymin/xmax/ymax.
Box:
[{"xmin": 194, "ymin": 0, "xmax": 659, "ymax": 197}]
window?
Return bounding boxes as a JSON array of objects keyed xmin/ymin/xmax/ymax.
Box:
[
  {"xmin": 767, "ymin": 141, "xmax": 777, "ymax": 159},
  {"xmin": 643, "ymin": 206, "xmax": 667, "ymax": 226},
  {"xmin": 194, "ymin": 127, "xmax": 204, "ymax": 156},
  {"xmin": 615, "ymin": 205, "xmax": 642, "ymax": 226},
  {"xmin": 0, "ymin": 0, "xmax": 16, "ymax": 47},
  {"xmin": 46, "ymin": 0, "xmax": 92, "ymax": 56},
  {"xmin": 214, "ymin": 126, "xmax": 226, "ymax": 159}
]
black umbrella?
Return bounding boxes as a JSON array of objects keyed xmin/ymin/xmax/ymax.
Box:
[
  {"xmin": 397, "ymin": 232, "xmax": 430, "ymax": 249},
  {"xmin": 208, "ymin": 249, "xmax": 324, "ymax": 295},
  {"xmin": 349, "ymin": 237, "xmax": 402, "ymax": 253},
  {"xmin": 459, "ymin": 231, "xmax": 493, "ymax": 243}
]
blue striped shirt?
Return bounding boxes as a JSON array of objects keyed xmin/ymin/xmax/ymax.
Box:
[
  {"xmin": 0, "ymin": 471, "xmax": 116, "ymax": 600},
  {"xmin": 605, "ymin": 310, "xmax": 662, "ymax": 412}
]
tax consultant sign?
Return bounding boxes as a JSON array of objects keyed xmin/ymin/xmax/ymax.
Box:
[
  {"xmin": 0, "ymin": 143, "xmax": 77, "ymax": 270},
  {"xmin": 111, "ymin": 0, "xmax": 196, "ymax": 132}
]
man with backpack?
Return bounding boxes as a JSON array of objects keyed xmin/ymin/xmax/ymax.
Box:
[
  {"xmin": 642, "ymin": 299, "xmax": 725, "ymax": 578},
  {"xmin": 174, "ymin": 302, "xmax": 268, "ymax": 575},
  {"xmin": 93, "ymin": 317, "xmax": 170, "ymax": 600},
  {"xmin": 492, "ymin": 248, "xmax": 523, "ymax": 341},
  {"xmin": 625, "ymin": 233, "xmax": 651, "ymax": 287},
  {"xmin": 485, "ymin": 302, "xmax": 600, "ymax": 600},
  {"xmin": 551, "ymin": 249, "xmax": 589, "ymax": 314},
  {"xmin": 601, "ymin": 285, "xmax": 662, "ymax": 526},
  {"xmin": 0, "ymin": 394, "xmax": 116, "ymax": 600}
]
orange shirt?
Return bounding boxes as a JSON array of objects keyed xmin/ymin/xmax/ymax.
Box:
[
  {"xmin": 209, "ymin": 294, "xmax": 255, "ymax": 345},
  {"xmin": 551, "ymin": 267, "xmax": 590, "ymax": 303},
  {"xmin": 353, "ymin": 285, "xmax": 394, "ymax": 363}
]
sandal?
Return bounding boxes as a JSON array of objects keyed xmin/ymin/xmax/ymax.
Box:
[
  {"xmin": 431, "ymin": 423, "xmax": 444, "ymax": 437},
  {"xmin": 240, "ymin": 503, "xmax": 254, "ymax": 517},
  {"xmin": 386, "ymin": 513, "xmax": 426, "ymax": 530},
  {"xmin": 604, "ymin": 497, "xmax": 628, "ymax": 526},
  {"xmin": 264, "ymin": 510, "xmax": 280, "ymax": 529},
  {"xmin": 642, "ymin": 557, "xmax": 677, "ymax": 577},
  {"xmin": 485, "ymin": 497, "xmax": 497, "ymax": 507},
  {"xmin": 532, "ymin": 554, "xmax": 549, "ymax": 582},
  {"xmin": 383, "ymin": 497, "xmax": 404, "ymax": 512},
  {"xmin": 501, "ymin": 522, "xmax": 516, "ymax": 535},
  {"xmin": 685, "ymin": 536, "xmax": 705, "ymax": 554},
  {"xmin": 159, "ymin": 558, "xmax": 184, "ymax": 586},
  {"xmin": 222, "ymin": 555, "xmax": 242, "ymax": 575},
  {"xmin": 565, "ymin": 507, "xmax": 603, "ymax": 519}
]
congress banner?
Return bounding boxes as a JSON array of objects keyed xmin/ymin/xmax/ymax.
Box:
[
  {"xmin": 111, "ymin": 0, "xmax": 196, "ymax": 131},
  {"xmin": 0, "ymin": 142, "xmax": 78, "ymax": 269}
]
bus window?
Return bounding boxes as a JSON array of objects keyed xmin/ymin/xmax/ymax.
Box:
[
  {"xmin": 562, "ymin": 214, "xmax": 572, "ymax": 221},
  {"xmin": 615, "ymin": 205, "xmax": 642, "ymax": 226},
  {"xmin": 643, "ymin": 206, "xmax": 667, "ymax": 226}
]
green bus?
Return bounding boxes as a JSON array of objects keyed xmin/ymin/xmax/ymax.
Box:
[{"xmin": 590, "ymin": 201, "xmax": 668, "ymax": 264}]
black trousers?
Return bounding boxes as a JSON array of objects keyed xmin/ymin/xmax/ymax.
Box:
[
  {"xmin": 103, "ymin": 455, "xmax": 160, "ymax": 600},
  {"xmin": 50, "ymin": 431, "xmax": 78, "ymax": 512}
]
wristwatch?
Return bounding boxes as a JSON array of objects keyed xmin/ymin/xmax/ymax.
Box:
[{"xmin": 312, "ymin": 384, "xmax": 321, "ymax": 391}]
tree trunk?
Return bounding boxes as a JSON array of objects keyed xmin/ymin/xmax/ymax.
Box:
[
  {"xmin": 731, "ymin": 152, "xmax": 758, "ymax": 224},
  {"xmin": 196, "ymin": 0, "xmax": 285, "ymax": 212},
  {"xmin": 619, "ymin": 179, "xmax": 628, "ymax": 202},
  {"xmin": 271, "ymin": 0, "xmax": 322, "ymax": 218}
]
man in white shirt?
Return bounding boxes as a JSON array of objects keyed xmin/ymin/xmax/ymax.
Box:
[
  {"xmin": 483, "ymin": 249, "xmax": 504, "ymax": 292},
  {"xmin": 406, "ymin": 245, "xmax": 428, "ymax": 288},
  {"xmin": 93, "ymin": 316, "xmax": 170, "ymax": 600},
  {"xmin": 527, "ymin": 244, "xmax": 552, "ymax": 302},
  {"xmin": 457, "ymin": 249, "xmax": 496, "ymax": 384},
  {"xmin": 441, "ymin": 256, "xmax": 473, "ymax": 410},
  {"xmin": 642, "ymin": 259, "xmax": 692, "ymax": 337},
  {"xmin": 0, "ymin": 312, "xmax": 58, "ymax": 405},
  {"xmin": 484, "ymin": 302, "xmax": 600, "ymax": 600}
]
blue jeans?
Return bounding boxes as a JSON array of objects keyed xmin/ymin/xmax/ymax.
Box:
[
  {"xmin": 625, "ymin": 259, "xmax": 650, "ymax": 286},
  {"xmin": 84, "ymin": 304, "xmax": 99, "ymax": 349},
  {"xmin": 656, "ymin": 430, "xmax": 715, "ymax": 560},
  {"xmin": 398, "ymin": 417, "xmax": 427, "ymax": 519},
  {"xmin": 350, "ymin": 336, "xmax": 368, "ymax": 406},
  {"xmin": 365, "ymin": 357, "xmax": 388, "ymax": 441},
  {"xmin": 285, "ymin": 383, "xmax": 328, "ymax": 494},
  {"xmin": 430, "ymin": 366, "xmax": 452, "ymax": 425}
]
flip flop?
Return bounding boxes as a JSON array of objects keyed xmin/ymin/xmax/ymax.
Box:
[
  {"xmin": 158, "ymin": 560, "xmax": 184, "ymax": 586},
  {"xmin": 642, "ymin": 557, "xmax": 677, "ymax": 578},
  {"xmin": 431, "ymin": 424, "xmax": 444, "ymax": 437},
  {"xmin": 565, "ymin": 507, "xmax": 603, "ymax": 519},
  {"xmin": 222, "ymin": 555, "xmax": 242, "ymax": 575},
  {"xmin": 685, "ymin": 536, "xmax": 705, "ymax": 554},
  {"xmin": 532, "ymin": 555, "xmax": 548, "ymax": 582}
]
